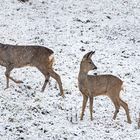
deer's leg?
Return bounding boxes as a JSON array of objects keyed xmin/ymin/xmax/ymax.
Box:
[
  {"xmin": 9, "ymin": 77, "xmax": 23, "ymax": 84},
  {"xmin": 41, "ymin": 74, "xmax": 50, "ymax": 92},
  {"xmin": 89, "ymin": 97, "xmax": 93, "ymax": 121},
  {"xmin": 5, "ymin": 66, "xmax": 23, "ymax": 89},
  {"xmin": 5, "ymin": 67, "xmax": 12, "ymax": 89},
  {"xmin": 110, "ymin": 97, "xmax": 120, "ymax": 120},
  {"xmin": 5, "ymin": 65, "xmax": 23, "ymax": 89},
  {"xmin": 48, "ymin": 69, "xmax": 64, "ymax": 97},
  {"xmin": 37, "ymin": 67, "xmax": 50, "ymax": 92},
  {"xmin": 120, "ymin": 99, "xmax": 131, "ymax": 124},
  {"xmin": 80, "ymin": 94, "xmax": 88, "ymax": 120}
]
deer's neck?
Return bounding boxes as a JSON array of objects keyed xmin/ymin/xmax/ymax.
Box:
[
  {"xmin": 78, "ymin": 71, "xmax": 89, "ymax": 93},
  {"xmin": 78, "ymin": 71, "xmax": 88, "ymax": 81}
]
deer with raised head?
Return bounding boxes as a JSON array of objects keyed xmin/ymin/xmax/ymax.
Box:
[
  {"xmin": 78, "ymin": 51, "xmax": 131, "ymax": 123},
  {"xmin": 0, "ymin": 43, "xmax": 64, "ymax": 97}
]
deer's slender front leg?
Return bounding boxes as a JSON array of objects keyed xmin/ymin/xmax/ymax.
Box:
[
  {"xmin": 5, "ymin": 65, "xmax": 14, "ymax": 89},
  {"xmin": 5, "ymin": 64, "xmax": 23, "ymax": 89},
  {"xmin": 89, "ymin": 97, "xmax": 93, "ymax": 121},
  {"xmin": 80, "ymin": 94, "xmax": 88, "ymax": 120}
]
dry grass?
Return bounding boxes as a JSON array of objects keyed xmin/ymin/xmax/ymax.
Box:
[
  {"xmin": 138, "ymin": 113, "xmax": 140, "ymax": 129},
  {"xmin": 17, "ymin": 0, "xmax": 29, "ymax": 2}
]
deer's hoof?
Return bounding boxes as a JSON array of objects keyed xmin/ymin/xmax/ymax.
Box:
[
  {"xmin": 4, "ymin": 87, "xmax": 9, "ymax": 90},
  {"xmin": 61, "ymin": 93, "xmax": 65, "ymax": 98},
  {"xmin": 128, "ymin": 120, "xmax": 132, "ymax": 124},
  {"xmin": 17, "ymin": 80, "xmax": 23, "ymax": 84}
]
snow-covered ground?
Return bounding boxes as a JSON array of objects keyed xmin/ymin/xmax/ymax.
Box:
[{"xmin": 0, "ymin": 0, "xmax": 140, "ymax": 139}]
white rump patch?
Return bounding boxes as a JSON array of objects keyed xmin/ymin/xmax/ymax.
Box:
[
  {"xmin": 121, "ymin": 83, "xmax": 125, "ymax": 92},
  {"xmin": 49, "ymin": 54, "xmax": 54, "ymax": 62}
]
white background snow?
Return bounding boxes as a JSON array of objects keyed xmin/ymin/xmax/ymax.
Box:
[{"xmin": 0, "ymin": 0, "xmax": 140, "ymax": 139}]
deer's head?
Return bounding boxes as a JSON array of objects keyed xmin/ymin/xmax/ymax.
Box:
[{"xmin": 80, "ymin": 51, "xmax": 97, "ymax": 73}]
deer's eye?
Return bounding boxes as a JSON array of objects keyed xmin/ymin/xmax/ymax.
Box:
[{"xmin": 89, "ymin": 62, "xmax": 92, "ymax": 64}]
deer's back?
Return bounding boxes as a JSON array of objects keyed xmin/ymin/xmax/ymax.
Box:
[
  {"xmin": 0, "ymin": 43, "xmax": 53, "ymax": 68},
  {"xmin": 87, "ymin": 74, "xmax": 123, "ymax": 96}
]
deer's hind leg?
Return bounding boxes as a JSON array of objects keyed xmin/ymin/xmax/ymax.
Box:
[
  {"xmin": 112, "ymin": 98, "xmax": 120, "ymax": 120},
  {"xmin": 109, "ymin": 95, "xmax": 120, "ymax": 120},
  {"xmin": 108, "ymin": 87, "xmax": 121, "ymax": 121},
  {"xmin": 120, "ymin": 98, "xmax": 131, "ymax": 124},
  {"xmin": 41, "ymin": 74, "xmax": 50, "ymax": 92},
  {"xmin": 37, "ymin": 67, "xmax": 50, "ymax": 92},
  {"xmin": 48, "ymin": 69, "xmax": 64, "ymax": 97}
]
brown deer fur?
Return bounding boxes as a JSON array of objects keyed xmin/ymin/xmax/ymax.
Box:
[
  {"xmin": 0, "ymin": 43, "xmax": 64, "ymax": 97},
  {"xmin": 78, "ymin": 51, "xmax": 131, "ymax": 123}
]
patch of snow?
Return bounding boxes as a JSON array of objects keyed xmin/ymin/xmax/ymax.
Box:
[{"xmin": 0, "ymin": 0, "xmax": 140, "ymax": 139}]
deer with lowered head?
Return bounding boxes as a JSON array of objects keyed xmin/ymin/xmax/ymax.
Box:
[
  {"xmin": 0, "ymin": 43, "xmax": 64, "ymax": 97},
  {"xmin": 78, "ymin": 51, "xmax": 131, "ymax": 123}
]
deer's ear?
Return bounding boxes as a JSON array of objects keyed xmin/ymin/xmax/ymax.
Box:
[
  {"xmin": 90, "ymin": 51, "xmax": 95, "ymax": 58},
  {"xmin": 83, "ymin": 51, "xmax": 95, "ymax": 59}
]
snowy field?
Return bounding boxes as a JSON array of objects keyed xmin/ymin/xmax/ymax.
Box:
[{"xmin": 0, "ymin": 0, "xmax": 140, "ymax": 139}]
